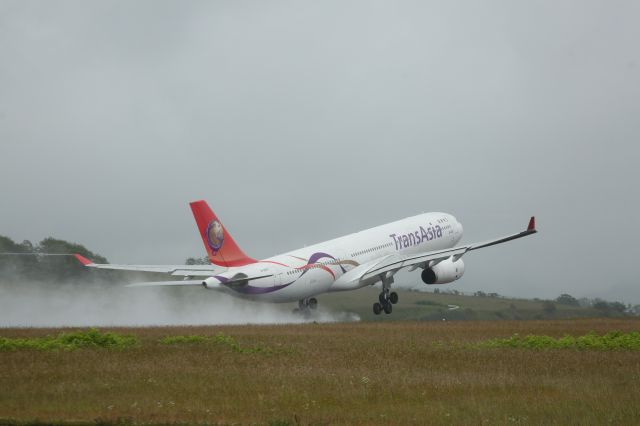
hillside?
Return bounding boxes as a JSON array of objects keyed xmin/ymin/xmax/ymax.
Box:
[
  {"xmin": 319, "ymin": 285, "xmax": 622, "ymax": 322},
  {"xmin": 1, "ymin": 234, "xmax": 631, "ymax": 323}
]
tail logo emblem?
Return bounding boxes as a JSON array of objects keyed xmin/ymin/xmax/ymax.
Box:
[{"xmin": 206, "ymin": 220, "xmax": 224, "ymax": 254}]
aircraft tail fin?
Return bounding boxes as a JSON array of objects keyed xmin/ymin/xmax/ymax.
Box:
[{"xmin": 189, "ymin": 200, "xmax": 257, "ymax": 267}]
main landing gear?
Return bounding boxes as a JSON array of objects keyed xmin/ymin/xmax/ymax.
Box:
[
  {"xmin": 373, "ymin": 273, "xmax": 398, "ymax": 315},
  {"xmin": 293, "ymin": 297, "xmax": 318, "ymax": 316}
]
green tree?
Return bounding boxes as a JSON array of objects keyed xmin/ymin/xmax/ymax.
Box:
[
  {"xmin": 542, "ymin": 300, "xmax": 557, "ymax": 315},
  {"xmin": 37, "ymin": 237, "xmax": 108, "ymax": 282},
  {"xmin": 185, "ymin": 256, "xmax": 210, "ymax": 265},
  {"xmin": 1, "ymin": 235, "xmax": 112, "ymax": 283},
  {"xmin": 556, "ymin": 293, "xmax": 579, "ymax": 306},
  {"xmin": 608, "ymin": 302, "xmax": 626, "ymax": 313}
]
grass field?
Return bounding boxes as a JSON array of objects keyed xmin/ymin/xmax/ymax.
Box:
[{"xmin": 2, "ymin": 318, "xmax": 640, "ymax": 425}]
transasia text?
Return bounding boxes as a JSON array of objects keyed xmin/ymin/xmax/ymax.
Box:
[{"xmin": 390, "ymin": 225, "xmax": 443, "ymax": 250}]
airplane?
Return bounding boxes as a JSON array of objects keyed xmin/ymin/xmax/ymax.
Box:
[{"xmin": 74, "ymin": 200, "xmax": 537, "ymax": 315}]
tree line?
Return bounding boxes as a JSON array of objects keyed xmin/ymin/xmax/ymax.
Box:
[{"xmin": 0, "ymin": 235, "xmax": 111, "ymax": 283}]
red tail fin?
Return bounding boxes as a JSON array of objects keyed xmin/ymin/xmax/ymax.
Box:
[{"xmin": 189, "ymin": 200, "xmax": 256, "ymax": 267}]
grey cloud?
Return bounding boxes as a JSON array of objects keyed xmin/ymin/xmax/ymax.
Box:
[{"xmin": 1, "ymin": 1, "xmax": 638, "ymax": 303}]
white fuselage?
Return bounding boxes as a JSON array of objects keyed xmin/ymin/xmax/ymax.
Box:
[{"xmin": 205, "ymin": 213, "xmax": 463, "ymax": 302}]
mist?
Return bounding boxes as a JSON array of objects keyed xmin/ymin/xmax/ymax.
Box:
[{"xmin": 0, "ymin": 281, "xmax": 359, "ymax": 328}]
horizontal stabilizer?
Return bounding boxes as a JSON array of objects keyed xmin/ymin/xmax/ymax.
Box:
[
  {"xmin": 72, "ymin": 253, "xmax": 224, "ymax": 276},
  {"xmin": 74, "ymin": 254, "xmax": 94, "ymax": 265},
  {"xmin": 125, "ymin": 280, "xmax": 204, "ymax": 288}
]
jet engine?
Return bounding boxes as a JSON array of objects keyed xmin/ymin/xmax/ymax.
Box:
[{"xmin": 421, "ymin": 258, "xmax": 465, "ymax": 284}]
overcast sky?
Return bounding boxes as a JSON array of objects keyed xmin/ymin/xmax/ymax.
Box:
[{"xmin": 1, "ymin": 1, "xmax": 638, "ymax": 302}]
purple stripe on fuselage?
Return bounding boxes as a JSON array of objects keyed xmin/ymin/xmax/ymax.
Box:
[
  {"xmin": 303, "ymin": 252, "xmax": 346, "ymax": 274},
  {"xmin": 212, "ymin": 275, "xmax": 294, "ymax": 295},
  {"xmin": 228, "ymin": 281, "xmax": 295, "ymax": 295},
  {"xmin": 307, "ymin": 252, "xmax": 333, "ymax": 265}
]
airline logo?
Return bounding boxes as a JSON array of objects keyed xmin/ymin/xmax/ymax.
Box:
[
  {"xmin": 390, "ymin": 225, "xmax": 443, "ymax": 250},
  {"xmin": 206, "ymin": 220, "xmax": 224, "ymax": 254}
]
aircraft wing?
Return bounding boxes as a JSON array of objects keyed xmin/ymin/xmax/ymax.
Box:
[
  {"xmin": 73, "ymin": 254, "xmax": 224, "ymax": 277},
  {"xmin": 358, "ymin": 216, "xmax": 537, "ymax": 282}
]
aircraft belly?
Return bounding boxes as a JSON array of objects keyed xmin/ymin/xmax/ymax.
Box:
[{"xmin": 267, "ymin": 271, "xmax": 333, "ymax": 302}]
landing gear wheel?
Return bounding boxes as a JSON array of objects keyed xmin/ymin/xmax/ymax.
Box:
[
  {"xmin": 373, "ymin": 302, "xmax": 382, "ymax": 315},
  {"xmin": 308, "ymin": 298, "xmax": 318, "ymax": 310},
  {"xmin": 378, "ymin": 292, "xmax": 386, "ymax": 304},
  {"xmin": 383, "ymin": 302, "xmax": 393, "ymax": 314},
  {"xmin": 389, "ymin": 292, "xmax": 398, "ymax": 305}
]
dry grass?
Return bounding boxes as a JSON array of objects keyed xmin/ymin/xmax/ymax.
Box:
[{"xmin": 1, "ymin": 318, "xmax": 640, "ymax": 425}]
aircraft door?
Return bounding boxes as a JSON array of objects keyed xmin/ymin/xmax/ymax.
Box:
[{"xmin": 273, "ymin": 271, "xmax": 282, "ymax": 286}]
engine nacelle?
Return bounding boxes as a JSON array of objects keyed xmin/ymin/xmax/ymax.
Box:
[{"xmin": 421, "ymin": 258, "xmax": 465, "ymax": 285}]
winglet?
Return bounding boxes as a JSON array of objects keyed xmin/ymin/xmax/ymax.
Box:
[
  {"xmin": 74, "ymin": 253, "xmax": 95, "ymax": 266},
  {"xmin": 527, "ymin": 216, "xmax": 536, "ymax": 232}
]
